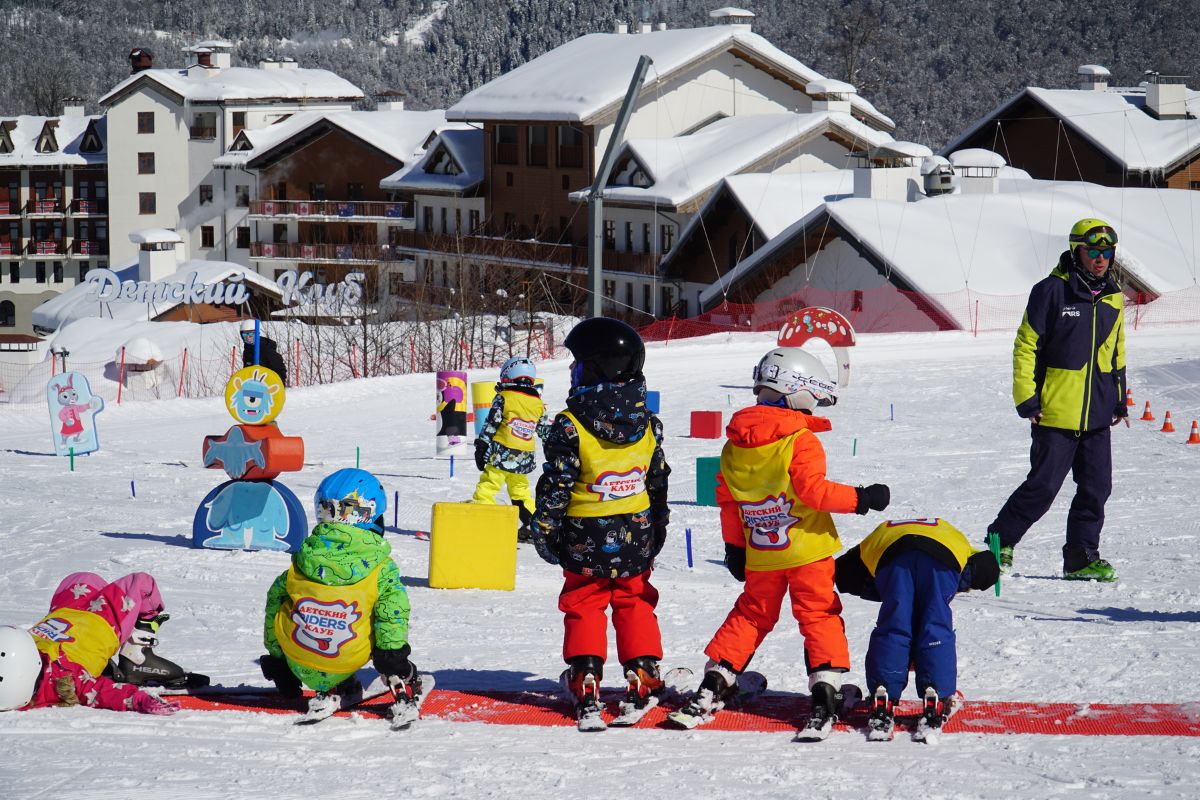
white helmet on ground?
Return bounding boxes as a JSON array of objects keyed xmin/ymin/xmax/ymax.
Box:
[
  {"xmin": 499, "ymin": 356, "xmax": 536, "ymax": 383},
  {"xmin": 0, "ymin": 626, "xmax": 41, "ymax": 711},
  {"xmin": 753, "ymin": 347, "xmax": 838, "ymax": 412}
]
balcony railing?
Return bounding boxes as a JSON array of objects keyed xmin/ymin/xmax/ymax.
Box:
[
  {"xmin": 248, "ymin": 199, "xmax": 413, "ymax": 220},
  {"xmin": 250, "ymin": 241, "xmax": 403, "ymax": 263},
  {"xmin": 28, "ymin": 239, "xmax": 67, "ymax": 255},
  {"xmin": 71, "ymin": 198, "xmax": 109, "ymax": 215},
  {"xmin": 558, "ymin": 145, "xmax": 585, "ymax": 169},
  {"xmin": 189, "ymin": 125, "xmax": 217, "ymax": 140},
  {"xmin": 0, "ymin": 240, "xmax": 20, "ymax": 256},
  {"xmin": 72, "ymin": 239, "xmax": 109, "ymax": 256},
  {"xmin": 0, "ymin": 200, "xmax": 18, "ymax": 216},
  {"xmin": 390, "ymin": 229, "xmax": 660, "ymax": 275},
  {"xmin": 27, "ymin": 199, "xmax": 64, "ymax": 214}
]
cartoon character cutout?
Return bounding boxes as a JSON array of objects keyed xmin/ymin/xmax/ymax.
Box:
[
  {"xmin": 435, "ymin": 371, "xmax": 469, "ymax": 454},
  {"xmin": 194, "ymin": 479, "xmax": 307, "ymax": 552},
  {"xmin": 46, "ymin": 372, "xmax": 104, "ymax": 456},
  {"xmin": 225, "ymin": 366, "xmax": 285, "ymax": 425}
]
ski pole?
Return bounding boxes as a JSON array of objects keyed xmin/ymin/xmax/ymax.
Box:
[{"xmin": 987, "ymin": 532, "xmax": 1002, "ymax": 597}]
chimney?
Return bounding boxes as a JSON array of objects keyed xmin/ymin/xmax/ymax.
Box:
[
  {"xmin": 374, "ymin": 90, "xmax": 406, "ymax": 111},
  {"xmin": 614, "ymin": 20, "xmax": 628, "ymax": 34},
  {"xmin": 195, "ymin": 48, "xmax": 214, "ymax": 68},
  {"xmin": 1144, "ymin": 72, "xmax": 1190, "ymax": 119},
  {"xmin": 129, "ymin": 229, "xmax": 184, "ymax": 282},
  {"xmin": 128, "ymin": 47, "xmax": 154, "ymax": 74},
  {"xmin": 259, "ymin": 58, "xmax": 280, "ymax": 70},
  {"xmin": 1078, "ymin": 64, "xmax": 1110, "ymax": 91},
  {"xmin": 807, "ymin": 79, "xmax": 856, "ymax": 113},
  {"xmin": 61, "ymin": 97, "xmax": 86, "ymax": 117},
  {"xmin": 655, "ymin": 22, "xmax": 668, "ymax": 31},
  {"xmin": 278, "ymin": 57, "xmax": 298, "ymax": 70},
  {"xmin": 709, "ymin": 7, "xmax": 755, "ymax": 31},
  {"xmin": 638, "ymin": 22, "xmax": 653, "ymax": 34},
  {"xmin": 852, "ymin": 142, "xmax": 929, "ymax": 201},
  {"xmin": 948, "ymin": 148, "xmax": 1005, "ymax": 195}
]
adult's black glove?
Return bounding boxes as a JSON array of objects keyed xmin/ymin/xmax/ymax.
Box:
[
  {"xmin": 259, "ymin": 654, "xmax": 302, "ymax": 698},
  {"xmin": 474, "ymin": 440, "xmax": 487, "ymax": 471},
  {"xmin": 854, "ymin": 484, "xmax": 890, "ymax": 515},
  {"xmin": 724, "ymin": 543, "xmax": 746, "ymax": 582},
  {"xmin": 373, "ymin": 645, "xmax": 415, "ymax": 680}
]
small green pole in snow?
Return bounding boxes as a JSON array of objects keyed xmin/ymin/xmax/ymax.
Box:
[
  {"xmin": 852, "ymin": 438, "xmax": 857, "ymax": 456},
  {"xmin": 727, "ymin": 393, "xmax": 731, "ymax": 406},
  {"xmin": 69, "ymin": 447, "xmax": 74, "ymax": 472},
  {"xmin": 987, "ymin": 532, "xmax": 1002, "ymax": 597},
  {"xmin": 356, "ymin": 446, "xmax": 360, "ymax": 469}
]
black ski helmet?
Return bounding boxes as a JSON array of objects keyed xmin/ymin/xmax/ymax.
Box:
[{"xmin": 564, "ymin": 317, "xmax": 645, "ymax": 385}]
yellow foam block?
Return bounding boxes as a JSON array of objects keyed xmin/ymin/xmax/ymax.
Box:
[{"xmin": 429, "ymin": 502, "xmax": 519, "ymax": 590}]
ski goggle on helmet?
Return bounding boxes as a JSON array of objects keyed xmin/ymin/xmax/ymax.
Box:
[
  {"xmin": 1069, "ymin": 219, "xmax": 1117, "ymax": 254},
  {"xmin": 314, "ymin": 468, "xmax": 386, "ymax": 529},
  {"xmin": 753, "ymin": 347, "xmax": 838, "ymax": 412}
]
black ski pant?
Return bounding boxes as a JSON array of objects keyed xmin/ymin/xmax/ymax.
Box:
[{"xmin": 990, "ymin": 424, "xmax": 1111, "ymax": 571}]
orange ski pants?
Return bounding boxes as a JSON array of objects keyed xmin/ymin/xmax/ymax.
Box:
[
  {"xmin": 559, "ymin": 570, "xmax": 662, "ymax": 665},
  {"xmin": 704, "ymin": 556, "xmax": 849, "ymax": 674}
]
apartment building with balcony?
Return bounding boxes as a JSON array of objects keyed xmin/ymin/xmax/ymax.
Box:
[
  {"xmin": 0, "ymin": 103, "xmax": 108, "ymax": 334},
  {"xmin": 99, "ymin": 41, "xmax": 363, "ymax": 270},
  {"xmin": 412, "ymin": 11, "xmax": 895, "ymax": 318},
  {"xmin": 212, "ymin": 106, "xmax": 451, "ymax": 307}
]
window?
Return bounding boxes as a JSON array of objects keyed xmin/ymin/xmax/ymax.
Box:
[
  {"xmin": 603, "ymin": 220, "xmax": 615, "ymax": 250},
  {"xmin": 661, "ymin": 223, "xmax": 675, "ymax": 253},
  {"xmin": 642, "ymin": 223, "xmax": 651, "ymax": 254},
  {"xmin": 347, "ymin": 182, "xmax": 365, "ymax": 201},
  {"xmin": 455, "ymin": 208, "xmax": 462, "ymax": 234},
  {"xmin": 505, "ymin": 171, "xmax": 513, "ymax": 188},
  {"xmin": 139, "ymin": 192, "xmax": 156, "ymax": 214},
  {"xmin": 7, "ymin": 262, "xmax": 17, "ymax": 283},
  {"xmin": 235, "ymin": 185, "xmax": 250, "ymax": 207},
  {"xmin": 495, "ymin": 125, "xmax": 518, "ymax": 165},
  {"xmin": 273, "ymin": 223, "xmax": 287, "ymax": 244},
  {"xmin": 561, "ymin": 175, "xmax": 570, "ymax": 191},
  {"xmin": 201, "ymin": 226, "xmax": 215, "ymax": 248},
  {"xmin": 236, "ymin": 226, "xmax": 250, "ymax": 249},
  {"xmin": 558, "ymin": 126, "xmax": 584, "ymax": 168},
  {"xmin": 0, "ymin": 300, "xmax": 13, "ymax": 327},
  {"xmin": 232, "ymin": 111, "xmax": 246, "ymax": 137},
  {"xmin": 199, "ymin": 184, "xmax": 213, "ymax": 205},
  {"xmin": 440, "ymin": 207, "xmax": 447, "ymax": 233},
  {"xmin": 559, "ymin": 216, "xmax": 569, "ymax": 241},
  {"xmin": 137, "ymin": 152, "xmax": 155, "ymax": 174},
  {"xmin": 624, "ymin": 282, "xmax": 633, "ymax": 309},
  {"xmin": 528, "ymin": 125, "xmax": 548, "ymax": 166},
  {"xmin": 1191, "ymin": 181, "xmax": 1200, "ymax": 190},
  {"xmin": 190, "ymin": 112, "xmax": 216, "ymax": 139},
  {"xmin": 52, "ymin": 261, "xmax": 63, "ymax": 283},
  {"xmin": 469, "ymin": 209, "xmax": 480, "ymax": 232},
  {"xmin": 643, "ymin": 283, "xmax": 652, "ymax": 313},
  {"xmin": 603, "ymin": 279, "xmax": 616, "ymax": 298},
  {"xmin": 137, "ymin": 112, "xmax": 154, "ymax": 134},
  {"xmin": 624, "ymin": 221, "xmax": 633, "ymax": 252},
  {"xmin": 36, "ymin": 262, "xmax": 46, "ymax": 283},
  {"xmin": 273, "ymin": 181, "xmax": 287, "ymax": 201},
  {"xmin": 79, "ymin": 263, "xmax": 89, "ymax": 281},
  {"xmin": 423, "ymin": 206, "xmax": 433, "ymax": 232},
  {"xmin": 661, "ymin": 286, "xmax": 674, "ymax": 315},
  {"xmin": 503, "ymin": 212, "xmax": 515, "ymax": 233},
  {"xmin": 309, "ymin": 182, "xmax": 326, "ymax": 201}
]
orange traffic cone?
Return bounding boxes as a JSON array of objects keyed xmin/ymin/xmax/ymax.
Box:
[
  {"xmin": 1140, "ymin": 401, "xmax": 1155, "ymax": 421},
  {"xmin": 1161, "ymin": 411, "xmax": 1176, "ymax": 433},
  {"xmin": 1125, "ymin": 388, "xmax": 1135, "ymax": 407},
  {"xmin": 1188, "ymin": 421, "xmax": 1200, "ymax": 445}
]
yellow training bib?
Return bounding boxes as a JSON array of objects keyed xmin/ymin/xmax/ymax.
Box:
[
  {"xmin": 30, "ymin": 608, "xmax": 120, "ymax": 677},
  {"xmin": 858, "ymin": 518, "xmax": 978, "ymax": 575},
  {"xmin": 564, "ymin": 411, "xmax": 655, "ymax": 517},
  {"xmin": 275, "ymin": 564, "xmax": 382, "ymax": 672},
  {"xmin": 493, "ymin": 390, "xmax": 544, "ymax": 452}
]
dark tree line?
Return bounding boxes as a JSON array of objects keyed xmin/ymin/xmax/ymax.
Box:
[{"xmin": 0, "ymin": 0, "xmax": 1196, "ymax": 147}]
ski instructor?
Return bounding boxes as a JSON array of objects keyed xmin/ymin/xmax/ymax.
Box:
[{"xmin": 986, "ymin": 218, "xmax": 1128, "ymax": 582}]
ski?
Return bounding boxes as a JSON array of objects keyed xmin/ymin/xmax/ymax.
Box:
[
  {"xmin": 795, "ymin": 684, "xmax": 861, "ymax": 742},
  {"xmin": 293, "ymin": 675, "xmax": 387, "ymax": 726},
  {"xmin": 388, "ymin": 673, "xmax": 435, "ymax": 731},
  {"xmin": 609, "ymin": 666, "xmax": 692, "ymax": 727},
  {"xmin": 912, "ymin": 691, "xmax": 963, "ymax": 744},
  {"xmin": 665, "ymin": 670, "xmax": 768, "ymax": 730}
]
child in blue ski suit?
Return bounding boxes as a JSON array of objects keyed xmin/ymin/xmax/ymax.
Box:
[{"xmin": 834, "ymin": 518, "xmax": 998, "ymax": 729}]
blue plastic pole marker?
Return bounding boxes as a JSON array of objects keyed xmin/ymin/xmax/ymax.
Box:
[
  {"xmin": 393, "ymin": 490, "xmax": 399, "ymax": 529},
  {"xmin": 131, "ymin": 480, "xmax": 136, "ymax": 498},
  {"xmin": 254, "ymin": 319, "xmax": 261, "ymax": 367},
  {"xmin": 685, "ymin": 527, "xmax": 693, "ymax": 568},
  {"xmin": 450, "ymin": 455, "xmax": 455, "ymax": 477}
]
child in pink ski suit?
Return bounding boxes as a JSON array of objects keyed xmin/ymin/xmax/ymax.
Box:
[{"xmin": 2, "ymin": 572, "xmax": 180, "ymax": 714}]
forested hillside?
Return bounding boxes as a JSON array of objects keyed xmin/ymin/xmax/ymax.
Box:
[{"xmin": 0, "ymin": 0, "xmax": 1195, "ymax": 147}]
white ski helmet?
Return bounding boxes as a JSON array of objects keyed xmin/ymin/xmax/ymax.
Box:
[
  {"xmin": 753, "ymin": 347, "xmax": 837, "ymax": 412},
  {"xmin": 0, "ymin": 626, "xmax": 42, "ymax": 711},
  {"xmin": 239, "ymin": 319, "xmax": 257, "ymax": 334},
  {"xmin": 499, "ymin": 356, "xmax": 536, "ymax": 383}
]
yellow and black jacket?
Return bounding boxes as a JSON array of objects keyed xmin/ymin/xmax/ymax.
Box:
[{"xmin": 1012, "ymin": 251, "xmax": 1127, "ymax": 432}]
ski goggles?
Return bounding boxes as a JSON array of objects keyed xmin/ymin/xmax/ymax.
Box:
[
  {"xmin": 1084, "ymin": 247, "xmax": 1115, "ymax": 260},
  {"xmin": 318, "ymin": 497, "xmax": 373, "ymax": 521},
  {"xmin": 1072, "ymin": 227, "xmax": 1118, "ymax": 248}
]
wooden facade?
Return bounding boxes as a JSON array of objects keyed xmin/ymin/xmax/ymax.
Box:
[{"xmin": 256, "ymin": 125, "xmax": 404, "ymax": 205}]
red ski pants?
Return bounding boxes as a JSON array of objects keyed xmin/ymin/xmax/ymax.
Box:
[
  {"xmin": 559, "ymin": 570, "xmax": 662, "ymax": 665},
  {"xmin": 704, "ymin": 557, "xmax": 849, "ymax": 674}
]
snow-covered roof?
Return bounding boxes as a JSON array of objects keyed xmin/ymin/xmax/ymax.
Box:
[
  {"xmin": 0, "ymin": 115, "xmax": 105, "ymax": 167},
  {"xmin": 33, "ymin": 260, "xmax": 280, "ymax": 332},
  {"xmin": 872, "ymin": 140, "xmax": 933, "ymax": 159},
  {"xmin": 100, "ymin": 65, "xmax": 363, "ymax": 107},
  {"xmin": 949, "ymin": 148, "xmax": 1007, "ymax": 169},
  {"xmin": 380, "ymin": 127, "xmax": 484, "ymax": 194},
  {"xmin": 1078, "ymin": 64, "xmax": 1112, "ymax": 77},
  {"xmin": 806, "ymin": 79, "xmax": 856, "ymax": 96},
  {"xmin": 212, "ymin": 109, "xmax": 448, "ymax": 169},
  {"xmin": 701, "ymin": 179, "xmax": 1200, "ymax": 326},
  {"xmin": 945, "ymin": 86, "xmax": 1200, "ymax": 173},
  {"xmin": 921, "ymin": 155, "xmax": 952, "ymax": 174},
  {"xmin": 569, "ymin": 112, "xmax": 891, "ymax": 208},
  {"xmin": 710, "ymin": 7, "xmax": 756, "ymax": 18},
  {"xmin": 129, "ymin": 228, "xmax": 184, "ymax": 245},
  {"xmin": 446, "ymin": 27, "xmax": 892, "ymax": 129}
]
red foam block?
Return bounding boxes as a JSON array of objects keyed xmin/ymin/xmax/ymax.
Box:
[{"xmin": 690, "ymin": 410, "xmax": 723, "ymax": 438}]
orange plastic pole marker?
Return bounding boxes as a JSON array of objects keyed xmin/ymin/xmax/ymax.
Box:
[
  {"xmin": 1125, "ymin": 388, "xmax": 1135, "ymax": 407},
  {"xmin": 1161, "ymin": 411, "xmax": 1175, "ymax": 433},
  {"xmin": 1188, "ymin": 421, "xmax": 1200, "ymax": 445},
  {"xmin": 1140, "ymin": 402, "xmax": 1154, "ymax": 421}
]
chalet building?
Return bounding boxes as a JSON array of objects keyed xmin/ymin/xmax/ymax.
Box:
[
  {"xmin": 0, "ymin": 102, "xmax": 108, "ymax": 335},
  {"xmin": 945, "ymin": 65, "xmax": 1200, "ymax": 190},
  {"xmin": 99, "ymin": 41, "xmax": 363, "ymax": 269},
  {"xmin": 211, "ymin": 106, "xmax": 450, "ymax": 306},
  {"xmin": 392, "ymin": 9, "xmax": 895, "ymax": 319}
]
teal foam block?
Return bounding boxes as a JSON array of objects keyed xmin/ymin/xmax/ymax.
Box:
[{"xmin": 696, "ymin": 456, "xmax": 721, "ymax": 507}]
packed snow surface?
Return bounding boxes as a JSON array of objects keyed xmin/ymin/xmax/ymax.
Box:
[{"xmin": 1, "ymin": 326, "xmax": 1199, "ymax": 798}]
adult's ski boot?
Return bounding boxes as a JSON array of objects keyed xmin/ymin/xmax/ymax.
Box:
[
  {"xmin": 865, "ymin": 686, "xmax": 895, "ymax": 742},
  {"xmin": 110, "ymin": 614, "xmax": 209, "ymax": 690},
  {"xmin": 562, "ymin": 656, "xmax": 606, "ymax": 732}
]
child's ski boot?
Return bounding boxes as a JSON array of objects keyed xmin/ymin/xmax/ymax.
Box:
[
  {"xmin": 865, "ymin": 686, "xmax": 895, "ymax": 742},
  {"xmin": 110, "ymin": 614, "xmax": 209, "ymax": 690},
  {"xmin": 297, "ymin": 676, "xmax": 364, "ymax": 725},
  {"xmin": 610, "ymin": 656, "xmax": 668, "ymax": 727},
  {"xmin": 666, "ymin": 662, "xmax": 747, "ymax": 729},
  {"xmin": 561, "ymin": 656, "xmax": 606, "ymax": 732},
  {"xmin": 795, "ymin": 672, "xmax": 855, "ymax": 742},
  {"xmin": 387, "ymin": 664, "xmax": 434, "ymax": 731},
  {"xmin": 912, "ymin": 686, "xmax": 960, "ymax": 744}
]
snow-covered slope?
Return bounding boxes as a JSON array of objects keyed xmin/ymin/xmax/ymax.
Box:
[{"xmin": 1, "ymin": 326, "xmax": 1198, "ymax": 798}]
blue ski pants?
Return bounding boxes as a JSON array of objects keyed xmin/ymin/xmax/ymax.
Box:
[{"xmin": 864, "ymin": 549, "xmax": 959, "ymax": 700}]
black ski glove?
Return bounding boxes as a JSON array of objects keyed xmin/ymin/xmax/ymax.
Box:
[
  {"xmin": 531, "ymin": 518, "xmax": 561, "ymax": 566},
  {"xmin": 854, "ymin": 484, "xmax": 890, "ymax": 515},
  {"xmin": 474, "ymin": 440, "xmax": 487, "ymax": 471},
  {"xmin": 259, "ymin": 654, "xmax": 302, "ymax": 698},
  {"xmin": 724, "ymin": 543, "xmax": 746, "ymax": 582},
  {"xmin": 650, "ymin": 522, "xmax": 668, "ymax": 558},
  {"xmin": 373, "ymin": 645, "xmax": 414, "ymax": 680}
]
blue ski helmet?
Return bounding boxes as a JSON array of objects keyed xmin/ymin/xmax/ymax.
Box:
[
  {"xmin": 499, "ymin": 356, "xmax": 536, "ymax": 383},
  {"xmin": 314, "ymin": 468, "xmax": 386, "ymax": 530}
]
